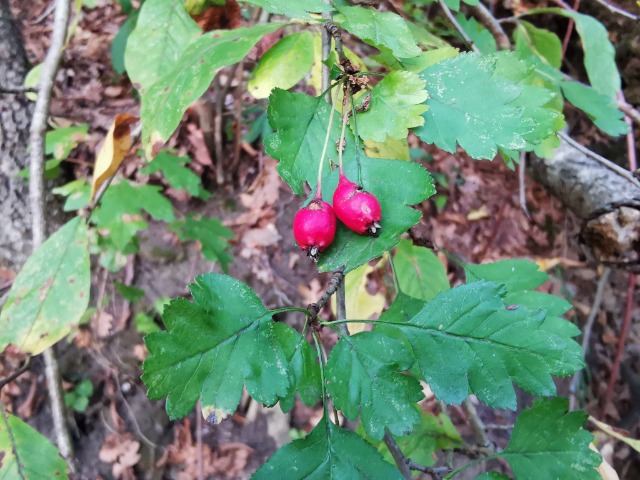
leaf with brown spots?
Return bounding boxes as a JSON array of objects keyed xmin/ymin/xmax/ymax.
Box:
[{"xmin": 0, "ymin": 218, "xmax": 90, "ymax": 355}]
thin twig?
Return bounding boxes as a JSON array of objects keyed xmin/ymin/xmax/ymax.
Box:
[
  {"xmin": 470, "ymin": 3, "xmax": 511, "ymax": 50},
  {"xmin": 335, "ymin": 279, "xmax": 349, "ymax": 336},
  {"xmin": 590, "ymin": 0, "xmax": 639, "ymax": 20},
  {"xmin": 464, "ymin": 398, "xmax": 490, "ymax": 448},
  {"xmin": 558, "ymin": 132, "xmax": 640, "ymax": 188},
  {"xmin": 0, "ymin": 356, "xmax": 32, "ymax": 391},
  {"xmin": 307, "ymin": 269, "xmax": 345, "ymax": 319},
  {"xmin": 518, "ymin": 152, "xmax": 530, "ymax": 219},
  {"xmin": 383, "ymin": 430, "xmax": 413, "ymax": 480},
  {"xmin": 438, "ymin": 0, "xmax": 480, "ymax": 53},
  {"xmin": 569, "ymin": 267, "xmax": 611, "ymax": 410},
  {"xmin": 321, "ymin": 0, "xmax": 332, "ymax": 102},
  {"xmin": 27, "ymin": 0, "xmax": 74, "ymax": 472},
  {"xmin": 196, "ymin": 400, "xmax": 204, "ymax": 480},
  {"xmin": 383, "ymin": 429, "xmax": 452, "ymax": 479},
  {"xmin": 618, "ymin": 102, "xmax": 640, "ymax": 132},
  {"xmin": 604, "ymin": 273, "xmax": 636, "ymax": 409},
  {"xmin": 561, "ymin": 0, "xmax": 580, "ymax": 58}
]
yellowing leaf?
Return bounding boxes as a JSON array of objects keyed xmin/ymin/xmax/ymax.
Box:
[
  {"xmin": 364, "ymin": 137, "xmax": 410, "ymax": 161},
  {"xmin": 467, "ymin": 205, "xmax": 490, "ymax": 220},
  {"xmin": 309, "ymin": 32, "xmax": 367, "ymax": 96},
  {"xmin": 90, "ymin": 114, "xmax": 139, "ymax": 201},
  {"xmin": 333, "ymin": 263, "xmax": 385, "ymax": 334},
  {"xmin": 589, "ymin": 416, "xmax": 640, "ymax": 454},
  {"xmin": 589, "ymin": 443, "xmax": 619, "ymax": 480}
]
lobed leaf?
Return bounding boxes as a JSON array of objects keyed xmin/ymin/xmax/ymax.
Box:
[
  {"xmin": 356, "ymin": 71, "xmax": 428, "ymax": 142},
  {"xmin": 464, "ymin": 258, "xmax": 580, "ymax": 337},
  {"xmin": 376, "ymin": 282, "xmax": 584, "ymax": 409},
  {"xmin": 499, "ymin": 397, "xmax": 601, "ymax": 480},
  {"xmin": 326, "ymin": 331, "xmax": 424, "ymax": 440},
  {"xmin": 170, "ymin": 215, "xmax": 234, "ymax": 272},
  {"xmin": 141, "ymin": 152, "xmax": 212, "ymax": 199},
  {"xmin": 415, "ymin": 52, "xmax": 560, "ymax": 159},
  {"xmin": 0, "ymin": 218, "xmax": 90, "ymax": 355},
  {"xmin": 142, "ymin": 274, "xmax": 320, "ymax": 420},
  {"xmin": 334, "ymin": 6, "xmax": 421, "ymax": 60},
  {"xmin": 253, "ymin": 417, "xmax": 403, "ymax": 479}
]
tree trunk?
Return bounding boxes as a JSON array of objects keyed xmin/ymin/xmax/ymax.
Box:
[
  {"xmin": 0, "ymin": 0, "xmax": 32, "ymax": 271},
  {"xmin": 529, "ymin": 139, "xmax": 640, "ymax": 271}
]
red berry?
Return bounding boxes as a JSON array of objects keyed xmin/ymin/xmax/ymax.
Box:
[
  {"xmin": 293, "ymin": 199, "xmax": 337, "ymax": 261},
  {"xmin": 332, "ymin": 173, "xmax": 382, "ymax": 236}
]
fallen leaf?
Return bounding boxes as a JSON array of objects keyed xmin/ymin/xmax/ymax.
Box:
[
  {"xmin": 99, "ymin": 432, "xmax": 141, "ymax": 480},
  {"xmin": 466, "ymin": 205, "xmax": 490, "ymax": 221},
  {"xmin": 90, "ymin": 114, "xmax": 138, "ymax": 201}
]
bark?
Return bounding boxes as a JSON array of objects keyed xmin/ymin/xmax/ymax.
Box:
[
  {"xmin": 0, "ymin": 0, "xmax": 32, "ymax": 271},
  {"xmin": 529, "ymin": 139, "xmax": 640, "ymax": 271}
]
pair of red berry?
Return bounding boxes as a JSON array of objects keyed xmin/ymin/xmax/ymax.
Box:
[{"xmin": 293, "ymin": 172, "xmax": 382, "ymax": 261}]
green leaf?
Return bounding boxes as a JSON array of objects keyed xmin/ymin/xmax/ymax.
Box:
[
  {"xmin": 360, "ymin": 409, "xmax": 461, "ymax": 468},
  {"xmin": 115, "ymin": 282, "xmax": 145, "ymax": 303},
  {"xmin": 170, "ymin": 215, "xmax": 234, "ymax": 272},
  {"xmin": 248, "ymin": 32, "xmax": 315, "ymax": 98},
  {"xmin": 561, "ymin": 81, "xmax": 628, "ymax": 137},
  {"xmin": 91, "ymin": 180, "xmax": 175, "ymax": 250},
  {"xmin": 356, "ymin": 71, "xmax": 428, "ymax": 142},
  {"xmin": 142, "ymin": 274, "xmax": 319, "ymax": 420},
  {"xmin": 334, "ymin": 6, "xmax": 421, "ymax": 59},
  {"xmin": 45, "ymin": 124, "xmax": 88, "ymax": 160},
  {"xmin": 111, "ymin": 10, "xmax": 138, "ymax": 74},
  {"xmin": 316, "ymin": 157, "xmax": 435, "ymax": 274},
  {"xmin": 242, "ymin": 0, "xmax": 332, "ymax": 19},
  {"xmin": 455, "ymin": 14, "xmax": 497, "ymax": 55},
  {"xmin": 141, "ymin": 22, "xmax": 286, "ymax": 150},
  {"xmin": 124, "ymin": 0, "xmax": 200, "ymax": 92},
  {"xmin": 416, "ymin": 52, "xmax": 560, "ymax": 159},
  {"xmin": 326, "ymin": 331, "xmax": 424, "ymax": 440},
  {"xmin": 534, "ymin": 9, "xmax": 620, "ymax": 98},
  {"xmin": 0, "ymin": 218, "xmax": 90, "ymax": 355},
  {"xmin": 476, "ymin": 474, "xmax": 511, "ymax": 480},
  {"xmin": 464, "ymin": 258, "xmax": 580, "ymax": 337},
  {"xmin": 253, "ymin": 417, "xmax": 404, "ymax": 479},
  {"xmin": 377, "ymin": 282, "xmax": 584, "ymax": 408},
  {"xmin": 134, "ymin": 312, "xmax": 161, "ymax": 335},
  {"xmin": 52, "ymin": 180, "xmax": 91, "ymax": 211},
  {"xmin": 515, "ymin": 21, "xmax": 562, "ymax": 69},
  {"xmin": 499, "ymin": 398, "xmax": 601, "ymax": 480},
  {"xmin": 277, "ymin": 336, "xmax": 322, "ymax": 413},
  {"xmin": 265, "ymin": 89, "xmax": 357, "ymax": 195},
  {"xmin": 141, "ymin": 151, "xmax": 211, "ymax": 199},
  {"xmin": 393, "ymin": 239, "xmax": 449, "ymax": 301},
  {"xmin": 372, "ymin": 46, "xmax": 459, "ymax": 73},
  {"xmin": 0, "ymin": 410, "xmax": 70, "ymax": 479}
]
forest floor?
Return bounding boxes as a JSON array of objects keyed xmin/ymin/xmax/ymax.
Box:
[{"xmin": 2, "ymin": 0, "xmax": 639, "ymax": 479}]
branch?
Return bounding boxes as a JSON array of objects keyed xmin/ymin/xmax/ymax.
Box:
[
  {"xmin": 590, "ymin": 0, "xmax": 639, "ymax": 20},
  {"xmin": 569, "ymin": 267, "xmax": 611, "ymax": 410},
  {"xmin": 307, "ymin": 269, "xmax": 345, "ymax": 320},
  {"xmin": 464, "ymin": 397, "xmax": 491, "ymax": 448},
  {"xmin": 438, "ymin": 0, "xmax": 480, "ymax": 53},
  {"xmin": 27, "ymin": 0, "xmax": 75, "ymax": 473},
  {"xmin": 618, "ymin": 101, "xmax": 640, "ymax": 128},
  {"xmin": 0, "ymin": 356, "xmax": 32, "ymax": 390},
  {"xmin": 470, "ymin": 3, "xmax": 511, "ymax": 50},
  {"xmin": 383, "ymin": 429, "xmax": 452, "ymax": 479}
]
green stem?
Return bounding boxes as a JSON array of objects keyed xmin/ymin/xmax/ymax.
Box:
[
  {"xmin": 338, "ymin": 89, "xmax": 349, "ymax": 175},
  {"xmin": 317, "ymin": 85, "xmax": 342, "ymax": 197},
  {"xmin": 388, "ymin": 252, "xmax": 400, "ymax": 294},
  {"xmin": 348, "ymin": 89, "xmax": 363, "ymax": 185},
  {"xmin": 320, "ymin": 319, "xmax": 376, "ymax": 326}
]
